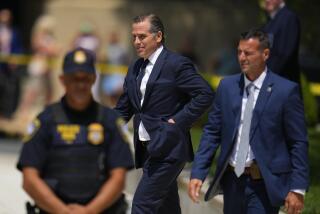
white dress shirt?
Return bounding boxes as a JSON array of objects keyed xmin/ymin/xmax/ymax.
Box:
[
  {"xmin": 138, "ymin": 45, "xmax": 164, "ymax": 141},
  {"xmin": 229, "ymin": 68, "xmax": 267, "ymax": 167},
  {"xmin": 0, "ymin": 25, "xmax": 12, "ymax": 54}
]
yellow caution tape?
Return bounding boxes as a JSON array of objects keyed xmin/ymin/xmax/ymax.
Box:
[
  {"xmin": 310, "ymin": 83, "xmax": 320, "ymax": 96},
  {"xmin": 0, "ymin": 54, "xmax": 32, "ymax": 65},
  {"xmin": 210, "ymin": 75, "xmax": 222, "ymax": 89},
  {"xmin": 1, "ymin": 53, "xmax": 320, "ymax": 96},
  {"xmin": 0, "ymin": 53, "xmax": 128, "ymax": 75},
  {"xmin": 96, "ymin": 63, "xmax": 128, "ymax": 75},
  {"xmin": 210, "ymin": 74, "xmax": 320, "ymax": 96}
]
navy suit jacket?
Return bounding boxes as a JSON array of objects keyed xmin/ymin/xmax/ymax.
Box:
[
  {"xmin": 263, "ymin": 6, "xmax": 301, "ymax": 84},
  {"xmin": 191, "ymin": 70, "xmax": 309, "ymax": 206},
  {"xmin": 10, "ymin": 28, "xmax": 24, "ymax": 54},
  {"xmin": 116, "ymin": 47, "xmax": 214, "ymax": 168}
]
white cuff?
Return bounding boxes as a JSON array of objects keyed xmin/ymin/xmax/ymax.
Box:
[{"xmin": 290, "ymin": 189, "xmax": 306, "ymax": 196}]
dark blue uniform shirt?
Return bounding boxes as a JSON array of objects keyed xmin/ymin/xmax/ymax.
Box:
[{"xmin": 17, "ymin": 97, "xmax": 134, "ymax": 173}]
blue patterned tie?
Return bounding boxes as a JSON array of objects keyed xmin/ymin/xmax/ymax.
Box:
[
  {"xmin": 136, "ymin": 59, "xmax": 149, "ymax": 100},
  {"xmin": 235, "ymin": 83, "xmax": 255, "ymax": 177}
]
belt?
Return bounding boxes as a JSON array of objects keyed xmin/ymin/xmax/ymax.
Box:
[
  {"xmin": 228, "ymin": 162, "xmax": 263, "ymax": 180},
  {"xmin": 140, "ymin": 140, "xmax": 149, "ymax": 147}
]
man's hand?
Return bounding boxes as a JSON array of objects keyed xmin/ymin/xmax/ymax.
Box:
[
  {"xmin": 68, "ymin": 204, "xmax": 93, "ymax": 214},
  {"xmin": 188, "ymin": 179, "xmax": 203, "ymax": 203},
  {"xmin": 284, "ymin": 191, "xmax": 304, "ymax": 214}
]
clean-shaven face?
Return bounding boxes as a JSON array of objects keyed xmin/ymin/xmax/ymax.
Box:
[
  {"xmin": 264, "ymin": 0, "xmax": 283, "ymax": 14},
  {"xmin": 132, "ymin": 19, "xmax": 162, "ymax": 59},
  {"xmin": 61, "ymin": 71, "xmax": 96, "ymax": 110},
  {"xmin": 238, "ymin": 38, "xmax": 269, "ymax": 78}
]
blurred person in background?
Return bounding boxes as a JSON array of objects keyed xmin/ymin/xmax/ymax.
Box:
[
  {"xmin": 178, "ymin": 34, "xmax": 200, "ymax": 70},
  {"xmin": 72, "ymin": 21, "xmax": 101, "ymax": 102},
  {"xmin": 20, "ymin": 15, "xmax": 59, "ymax": 111},
  {"xmin": 0, "ymin": 8, "xmax": 23, "ymax": 55},
  {"xmin": 100, "ymin": 72, "xmax": 125, "ymax": 107},
  {"xmin": 116, "ymin": 13, "xmax": 213, "ymax": 214},
  {"xmin": 262, "ymin": 0, "xmax": 301, "ymax": 85},
  {"xmin": 0, "ymin": 15, "xmax": 60, "ymax": 136},
  {"xmin": 106, "ymin": 32, "xmax": 129, "ymax": 66},
  {"xmin": 100, "ymin": 31, "xmax": 129, "ymax": 107},
  {"xmin": 17, "ymin": 48, "xmax": 134, "ymax": 214},
  {"xmin": 0, "ymin": 8, "xmax": 23, "ymax": 119},
  {"xmin": 72, "ymin": 21, "xmax": 100, "ymax": 54}
]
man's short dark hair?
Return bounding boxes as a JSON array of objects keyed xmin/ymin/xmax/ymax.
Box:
[
  {"xmin": 240, "ymin": 29, "xmax": 270, "ymax": 50},
  {"xmin": 133, "ymin": 13, "xmax": 165, "ymax": 43}
]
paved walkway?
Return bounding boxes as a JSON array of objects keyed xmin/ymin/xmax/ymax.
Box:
[{"xmin": 0, "ymin": 139, "xmax": 30, "ymax": 214}]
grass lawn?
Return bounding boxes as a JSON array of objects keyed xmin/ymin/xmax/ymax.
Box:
[
  {"xmin": 190, "ymin": 128, "xmax": 320, "ymax": 214},
  {"xmin": 303, "ymin": 129, "xmax": 320, "ymax": 214}
]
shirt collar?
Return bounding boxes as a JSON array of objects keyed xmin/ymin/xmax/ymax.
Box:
[
  {"xmin": 148, "ymin": 45, "xmax": 163, "ymax": 65},
  {"xmin": 270, "ymin": 2, "xmax": 285, "ymax": 19},
  {"xmin": 244, "ymin": 67, "xmax": 267, "ymax": 90}
]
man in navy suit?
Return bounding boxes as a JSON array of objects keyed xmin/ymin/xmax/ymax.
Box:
[
  {"xmin": 263, "ymin": 0, "xmax": 301, "ymax": 84},
  {"xmin": 115, "ymin": 14, "xmax": 214, "ymax": 214},
  {"xmin": 0, "ymin": 9, "xmax": 24, "ymax": 118},
  {"xmin": 189, "ymin": 29, "xmax": 308, "ymax": 214}
]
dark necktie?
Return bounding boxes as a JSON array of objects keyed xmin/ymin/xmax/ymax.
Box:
[
  {"xmin": 235, "ymin": 83, "xmax": 255, "ymax": 177},
  {"xmin": 136, "ymin": 59, "xmax": 149, "ymax": 100}
]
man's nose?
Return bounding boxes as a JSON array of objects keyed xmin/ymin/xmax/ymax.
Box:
[
  {"xmin": 76, "ymin": 81, "xmax": 87, "ymax": 89},
  {"xmin": 133, "ymin": 37, "xmax": 140, "ymax": 45},
  {"xmin": 238, "ymin": 53, "xmax": 245, "ymax": 61}
]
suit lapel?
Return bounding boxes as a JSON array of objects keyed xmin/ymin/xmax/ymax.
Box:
[
  {"xmin": 141, "ymin": 49, "xmax": 167, "ymax": 108},
  {"xmin": 131, "ymin": 59, "xmax": 144, "ymax": 109},
  {"xmin": 250, "ymin": 71, "xmax": 274, "ymax": 139},
  {"xmin": 231, "ymin": 74, "xmax": 245, "ymax": 141}
]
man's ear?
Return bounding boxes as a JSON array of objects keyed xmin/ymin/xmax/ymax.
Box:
[
  {"xmin": 59, "ymin": 74, "xmax": 66, "ymax": 87},
  {"xmin": 91, "ymin": 74, "xmax": 97, "ymax": 84},
  {"xmin": 263, "ymin": 48, "xmax": 270, "ymax": 61},
  {"xmin": 156, "ymin": 31, "xmax": 163, "ymax": 43}
]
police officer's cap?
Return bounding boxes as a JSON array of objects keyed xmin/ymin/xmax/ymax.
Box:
[{"xmin": 63, "ymin": 48, "xmax": 96, "ymax": 74}]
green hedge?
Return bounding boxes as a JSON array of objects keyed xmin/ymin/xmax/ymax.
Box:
[{"xmin": 301, "ymin": 73, "xmax": 319, "ymax": 126}]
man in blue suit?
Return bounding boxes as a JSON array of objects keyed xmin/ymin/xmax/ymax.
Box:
[
  {"xmin": 0, "ymin": 9, "xmax": 24, "ymax": 118},
  {"xmin": 189, "ymin": 29, "xmax": 309, "ymax": 214},
  {"xmin": 115, "ymin": 14, "xmax": 214, "ymax": 214},
  {"xmin": 263, "ymin": 0, "xmax": 301, "ymax": 84}
]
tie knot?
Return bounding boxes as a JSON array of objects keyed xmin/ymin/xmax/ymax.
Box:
[
  {"xmin": 141, "ymin": 59, "xmax": 149, "ymax": 70},
  {"xmin": 246, "ymin": 83, "xmax": 255, "ymax": 96}
]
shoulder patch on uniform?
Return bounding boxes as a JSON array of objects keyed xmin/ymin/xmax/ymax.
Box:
[
  {"xmin": 116, "ymin": 117, "xmax": 131, "ymax": 144},
  {"xmin": 23, "ymin": 118, "xmax": 41, "ymax": 143},
  {"xmin": 88, "ymin": 123, "xmax": 104, "ymax": 145}
]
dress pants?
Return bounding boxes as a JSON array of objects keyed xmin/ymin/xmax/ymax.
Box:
[
  {"xmin": 221, "ymin": 169, "xmax": 280, "ymax": 214},
  {"xmin": 131, "ymin": 157, "xmax": 185, "ymax": 214}
]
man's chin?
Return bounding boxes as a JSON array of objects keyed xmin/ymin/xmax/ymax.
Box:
[
  {"xmin": 240, "ymin": 68, "xmax": 248, "ymax": 73},
  {"xmin": 72, "ymin": 100, "xmax": 91, "ymax": 110},
  {"xmin": 70, "ymin": 95, "xmax": 91, "ymax": 104},
  {"xmin": 265, "ymin": 6, "xmax": 275, "ymax": 14},
  {"xmin": 136, "ymin": 49, "xmax": 146, "ymax": 57},
  {"xmin": 137, "ymin": 53, "xmax": 145, "ymax": 58}
]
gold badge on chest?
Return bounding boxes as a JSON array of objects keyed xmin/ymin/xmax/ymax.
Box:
[
  {"xmin": 88, "ymin": 123, "xmax": 104, "ymax": 145},
  {"xmin": 57, "ymin": 124, "xmax": 80, "ymax": 144}
]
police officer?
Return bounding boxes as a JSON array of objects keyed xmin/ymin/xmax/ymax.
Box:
[{"xmin": 17, "ymin": 47, "xmax": 134, "ymax": 214}]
